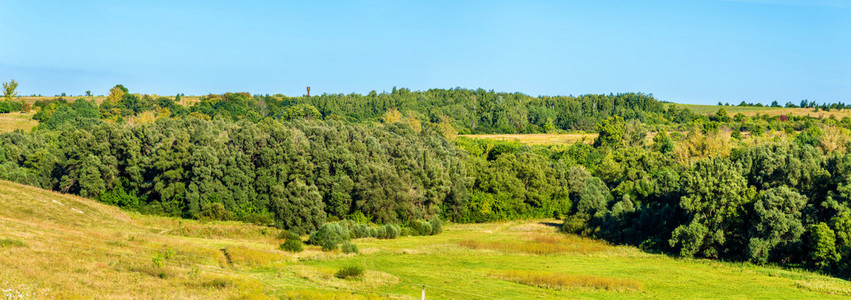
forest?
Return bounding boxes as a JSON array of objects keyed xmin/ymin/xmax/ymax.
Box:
[{"xmin": 1, "ymin": 85, "xmax": 850, "ymax": 278}]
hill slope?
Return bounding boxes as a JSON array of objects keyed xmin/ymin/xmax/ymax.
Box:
[{"xmin": 1, "ymin": 180, "xmax": 850, "ymax": 299}]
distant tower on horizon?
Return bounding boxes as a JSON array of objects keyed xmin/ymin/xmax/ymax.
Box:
[{"xmin": 307, "ymin": 86, "xmax": 310, "ymax": 97}]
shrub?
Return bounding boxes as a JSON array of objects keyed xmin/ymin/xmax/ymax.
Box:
[
  {"xmin": 308, "ymin": 223, "xmax": 348, "ymax": 247},
  {"xmin": 380, "ymin": 224, "xmax": 401, "ymax": 239},
  {"xmin": 349, "ymin": 223, "xmax": 373, "ymax": 239},
  {"xmin": 375, "ymin": 226, "xmax": 387, "ymax": 239},
  {"xmin": 340, "ymin": 241, "xmax": 359, "ymax": 254},
  {"xmin": 410, "ymin": 220, "xmax": 433, "ymax": 236},
  {"xmin": 335, "ymin": 265, "xmax": 364, "ymax": 279},
  {"xmin": 320, "ymin": 240, "xmax": 338, "ymax": 251},
  {"xmin": 429, "ymin": 216, "xmax": 443, "ymax": 235},
  {"xmin": 278, "ymin": 230, "xmax": 301, "ymax": 241},
  {"xmin": 280, "ymin": 238, "xmax": 304, "ymax": 253}
]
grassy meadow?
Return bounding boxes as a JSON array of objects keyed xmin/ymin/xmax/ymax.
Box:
[
  {"xmin": 1, "ymin": 180, "xmax": 850, "ymax": 299},
  {"xmin": 0, "ymin": 112, "xmax": 37, "ymax": 133}
]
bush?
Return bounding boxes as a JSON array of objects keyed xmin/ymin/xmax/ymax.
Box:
[
  {"xmin": 379, "ymin": 224, "xmax": 401, "ymax": 239},
  {"xmin": 335, "ymin": 265, "xmax": 364, "ymax": 279},
  {"xmin": 410, "ymin": 220, "xmax": 433, "ymax": 236},
  {"xmin": 278, "ymin": 230, "xmax": 301, "ymax": 241},
  {"xmin": 429, "ymin": 216, "xmax": 443, "ymax": 235},
  {"xmin": 561, "ymin": 215, "xmax": 588, "ymax": 234},
  {"xmin": 374, "ymin": 226, "xmax": 387, "ymax": 239},
  {"xmin": 280, "ymin": 238, "xmax": 304, "ymax": 253},
  {"xmin": 349, "ymin": 223, "xmax": 373, "ymax": 239},
  {"xmin": 308, "ymin": 223, "xmax": 348, "ymax": 247},
  {"xmin": 340, "ymin": 241, "xmax": 359, "ymax": 254}
]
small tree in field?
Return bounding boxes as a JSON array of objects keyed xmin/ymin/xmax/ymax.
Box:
[{"xmin": 3, "ymin": 79, "xmax": 18, "ymax": 101}]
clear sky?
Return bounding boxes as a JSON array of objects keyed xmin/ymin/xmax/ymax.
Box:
[{"xmin": 0, "ymin": 0, "xmax": 848, "ymax": 104}]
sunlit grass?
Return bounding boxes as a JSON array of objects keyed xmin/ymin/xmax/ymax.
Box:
[
  {"xmin": 1, "ymin": 179, "xmax": 850, "ymax": 299},
  {"xmin": 492, "ymin": 270, "xmax": 642, "ymax": 292},
  {"xmin": 0, "ymin": 112, "xmax": 37, "ymax": 132}
]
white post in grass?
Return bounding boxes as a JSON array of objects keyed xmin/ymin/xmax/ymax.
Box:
[{"xmin": 422, "ymin": 285, "xmax": 425, "ymax": 300}]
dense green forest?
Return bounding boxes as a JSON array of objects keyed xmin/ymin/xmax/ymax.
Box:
[{"xmin": 2, "ymin": 86, "xmax": 851, "ymax": 277}]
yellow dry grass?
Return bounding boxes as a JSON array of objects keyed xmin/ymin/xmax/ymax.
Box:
[
  {"xmin": 460, "ymin": 133, "xmax": 597, "ymax": 145},
  {"xmin": 492, "ymin": 270, "xmax": 642, "ymax": 292},
  {"xmin": 0, "ymin": 112, "xmax": 37, "ymax": 132},
  {"xmin": 459, "ymin": 232, "xmax": 609, "ymax": 255}
]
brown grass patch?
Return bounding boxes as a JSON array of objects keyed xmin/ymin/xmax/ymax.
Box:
[
  {"xmin": 0, "ymin": 112, "xmax": 37, "ymax": 133},
  {"xmin": 493, "ymin": 270, "xmax": 641, "ymax": 292},
  {"xmin": 170, "ymin": 223, "xmax": 280, "ymax": 241},
  {"xmin": 459, "ymin": 233, "xmax": 607, "ymax": 255},
  {"xmin": 223, "ymin": 246, "xmax": 288, "ymax": 266}
]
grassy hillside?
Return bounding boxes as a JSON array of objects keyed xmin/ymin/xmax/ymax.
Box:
[
  {"xmin": 1, "ymin": 180, "xmax": 850, "ymax": 299},
  {"xmin": 0, "ymin": 112, "xmax": 37, "ymax": 133}
]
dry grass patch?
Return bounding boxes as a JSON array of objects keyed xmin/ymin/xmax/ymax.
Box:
[
  {"xmin": 459, "ymin": 233, "xmax": 608, "ymax": 255},
  {"xmin": 493, "ymin": 270, "xmax": 641, "ymax": 292},
  {"xmin": 0, "ymin": 112, "xmax": 37, "ymax": 132},
  {"xmin": 794, "ymin": 279, "xmax": 851, "ymax": 296},
  {"xmin": 170, "ymin": 223, "xmax": 280, "ymax": 241},
  {"xmin": 223, "ymin": 246, "xmax": 288, "ymax": 267}
]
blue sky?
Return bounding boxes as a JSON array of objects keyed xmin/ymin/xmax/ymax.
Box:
[{"xmin": 0, "ymin": 0, "xmax": 848, "ymax": 104}]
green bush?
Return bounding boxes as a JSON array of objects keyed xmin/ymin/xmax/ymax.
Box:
[
  {"xmin": 410, "ymin": 220, "xmax": 433, "ymax": 236},
  {"xmin": 429, "ymin": 216, "xmax": 443, "ymax": 235},
  {"xmin": 280, "ymin": 238, "xmax": 304, "ymax": 253},
  {"xmin": 321, "ymin": 240, "xmax": 338, "ymax": 251},
  {"xmin": 335, "ymin": 265, "xmax": 364, "ymax": 279},
  {"xmin": 340, "ymin": 241, "xmax": 359, "ymax": 254},
  {"xmin": 379, "ymin": 224, "xmax": 401, "ymax": 239},
  {"xmin": 349, "ymin": 223, "xmax": 373, "ymax": 239},
  {"xmin": 308, "ymin": 223, "xmax": 348, "ymax": 247}
]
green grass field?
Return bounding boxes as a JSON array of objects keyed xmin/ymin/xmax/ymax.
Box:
[{"xmin": 1, "ymin": 180, "xmax": 850, "ymax": 299}]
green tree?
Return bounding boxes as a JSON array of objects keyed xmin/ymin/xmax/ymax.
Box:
[
  {"xmin": 670, "ymin": 157, "xmax": 753, "ymax": 258},
  {"xmin": 747, "ymin": 186, "xmax": 807, "ymax": 264},
  {"xmin": 2, "ymin": 79, "xmax": 18, "ymax": 102},
  {"xmin": 653, "ymin": 129, "xmax": 674, "ymax": 154},
  {"xmin": 593, "ymin": 116, "xmax": 626, "ymax": 148},
  {"xmin": 808, "ymin": 223, "xmax": 840, "ymax": 269},
  {"xmin": 576, "ymin": 177, "xmax": 611, "ymax": 217}
]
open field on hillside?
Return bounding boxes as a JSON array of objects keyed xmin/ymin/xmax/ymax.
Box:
[
  {"xmin": 669, "ymin": 103, "xmax": 851, "ymax": 118},
  {"xmin": 1, "ymin": 180, "xmax": 850, "ymax": 299},
  {"xmin": 459, "ymin": 133, "xmax": 597, "ymax": 145},
  {"xmin": 0, "ymin": 112, "xmax": 37, "ymax": 132}
]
